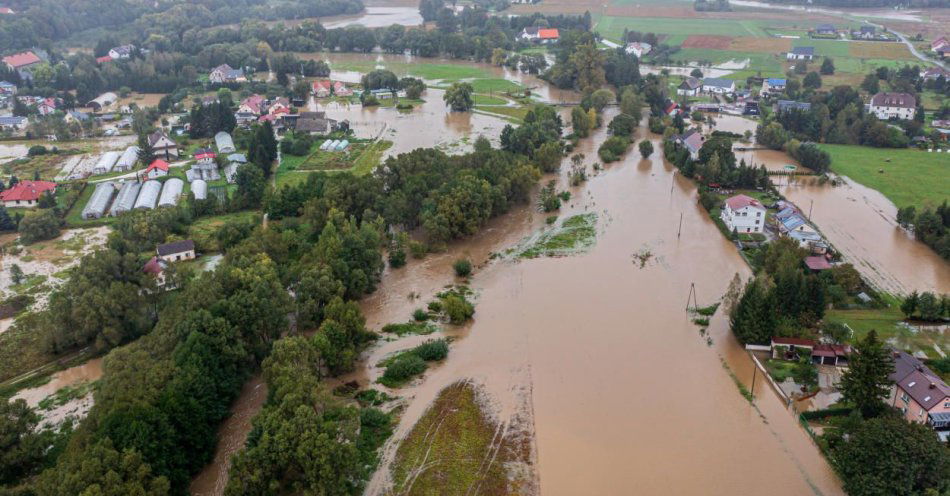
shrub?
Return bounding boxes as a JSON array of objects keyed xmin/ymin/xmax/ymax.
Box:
[
  {"xmin": 27, "ymin": 146, "xmax": 47, "ymax": 156},
  {"xmin": 380, "ymin": 354, "xmax": 427, "ymax": 386},
  {"xmin": 598, "ymin": 136, "xmax": 630, "ymax": 162},
  {"xmin": 453, "ymin": 258, "xmax": 472, "ymax": 277},
  {"xmin": 442, "ymin": 294, "xmax": 474, "ymax": 324},
  {"xmin": 18, "ymin": 210, "xmax": 61, "ymax": 245},
  {"xmin": 412, "ymin": 308, "xmax": 428, "ymax": 322},
  {"xmin": 388, "ymin": 245, "xmax": 406, "ymax": 268},
  {"xmin": 409, "ymin": 240, "xmax": 427, "ymax": 259},
  {"xmin": 412, "ymin": 339, "xmax": 448, "ymax": 361}
]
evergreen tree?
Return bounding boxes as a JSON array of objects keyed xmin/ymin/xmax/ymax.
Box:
[
  {"xmin": 730, "ymin": 279, "xmax": 776, "ymax": 344},
  {"xmin": 0, "ymin": 205, "xmax": 16, "ymax": 231},
  {"xmin": 839, "ymin": 330, "xmax": 894, "ymax": 418},
  {"xmin": 820, "ymin": 57, "xmax": 835, "ymax": 75},
  {"xmin": 137, "ymin": 133, "xmax": 156, "ymax": 165},
  {"xmin": 900, "ymin": 290, "xmax": 919, "ymax": 318}
]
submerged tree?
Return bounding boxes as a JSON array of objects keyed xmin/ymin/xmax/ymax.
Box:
[
  {"xmin": 443, "ymin": 82, "xmax": 474, "ymax": 112},
  {"xmin": 838, "ymin": 330, "xmax": 894, "ymax": 419}
]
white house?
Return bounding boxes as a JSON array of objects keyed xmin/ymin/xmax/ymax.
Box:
[
  {"xmin": 761, "ymin": 78, "xmax": 786, "ymax": 96},
  {"xmin": 148, "ymin": 131, "xmax": 179, "ymax": 159},
  {"xmin": 156, "ymin": 239, "xmax": 196, "ymax": 262},
  {"xmin": 787, "ymin": 47, "xmax": 815, "ymax": 60},
  {"xmin": 209, "ymin": 64, "xmax": 246, "ymax": 84},
  {"xmin": 702, "ymin": 78, "xmax": 736, "ymax": 95},
  {"xmin": 869, "ymin": 92, "xmax": 916, "ymax": 120},
  {"xmin": 108, "ymin": 44, "xmax": 134, "ymax": 60},
  {"xmin": 0, "ymin": 180, "xmax": 56, "ymax": 208},
  {"xmin": 721, "ymin": 194, "xmax": 766, "ymax": 234},
  {"xmin": 625, "ymin": 42, "xmax": 652, "ymax": 58},
  {"xmin": 144, "ymin": 159, "xmax": 170, "ymax": 179}
]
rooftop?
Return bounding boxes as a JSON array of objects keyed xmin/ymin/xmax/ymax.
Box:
[
  {"xmin": 724, "ymin": 194, "xmax": 763, "ymax": 211},
  {"xmin": 0, "ymin": 180, "xmax": 56, "ymax": 202},
  {"xmin": 870, "ymin": 92, "xmax": 917, "ymax": 109},
  {"xmin": 157, "ymin": 239, "xmax": 195, "ymax": 257},
  {"xmin": 804, "ymin": 256, "xmax": 831, "ymax": 270},
  {"xmin": 2, "ymin": 51, "xmax": 41, "ymax": 68},
  {"xmin": 702, "ymin": 78, "xmax": 734, "ymax": 89}
]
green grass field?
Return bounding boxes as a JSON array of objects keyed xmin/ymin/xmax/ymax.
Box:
[
  {"xmin": 793, "ymin": 38, "xmax": 851, "ymax": 57},
  {"xmin": 818, "ymin": 144, "xmax": 949, "ymax": 210},
  {"xmin": 595, "ymin": 16, "xmax": 785, "ymax": 40}
]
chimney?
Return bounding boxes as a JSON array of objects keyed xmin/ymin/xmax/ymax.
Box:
[{"xmin": 930, "ymin": 383, "xmax": 936, "ymax": 389}]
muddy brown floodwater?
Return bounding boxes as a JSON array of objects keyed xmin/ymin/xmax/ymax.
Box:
[
  {"xmin": 12, "ymin": 358, "xmax": 103, "ymax": 406},
  {"xmin": 193, "ymin": 116, "xmax": 845, "ymax": 494}
]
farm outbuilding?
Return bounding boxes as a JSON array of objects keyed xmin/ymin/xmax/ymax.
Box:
[
  {"xmin": 134, "ymin": 180, "xmax": 162, "ymax": 210},
  {"xmin": 158, "ymin": 178, "xmax": 184, "ymax": 207},
  {"xmin": 115, "ymin": 146, "xmax": 140, "ymax": 171},
  {"xmin": 110, "ymin": 181, "xmax": 141, "ymax": 216},
  {"xmin": 86, "ymin": 92, "xmax": 117, "ymax": 112},
  {"xmin": 81, "ymin": 182, "xmax": 116, "ymax": 219},
  {"xmin": 92, "ymin": 151, "xmax": 121, "ymax": 175},
  {"xmin": 191, "ymin": 179, "xmax": 208, "ymax": 200},
  {"xmin": 215, "ymin": 131, "xmax": 235, "ymax": 153}
]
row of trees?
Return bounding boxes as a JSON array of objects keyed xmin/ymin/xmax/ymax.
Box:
[{"xmin": 896, "ymin": 201, "xmax": 950, "ymax": 260}]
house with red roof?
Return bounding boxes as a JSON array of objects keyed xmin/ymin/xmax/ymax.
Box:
[
  {"xmin": 96, "ymin": 55, "xmax": 113, "ymax": 64},
  {"xmin": 2, "ymin": 51, "xmax": 41, "ymax": 71},
  {"xmin": 519, "ymin": 27, "xmax": 559, "ymax": 44},
  {"xmin": 0, "ymin": 180, "xmax": 56, "ymax": 208},
  {"xmin": 312, "ymin": 80, "xmax": 331, "ymax": 98},
  {"xmin": 333, "ymin": 81, "xmax": 353, "ymax": 97},
  {"xmin": 931, "ymin": 36, "xmax": 948, "ymax": 52},
  {"xmin": 721, "ymin": 194, "xmax": 765, "ymax": 234},
  {"xmin": 0, "ymin": 7, "xmax": 15, "ymax": 14},
  {"xmin": 238, "ymin": 95, "xmax": 265, "ymax": 115},
  {"xmin": 145, "ymin": 159, "xmax": 170, "ymax": 179},
  {"xmin": 804, "ymin": 255, "xmax": 832, "ymax": 271}
]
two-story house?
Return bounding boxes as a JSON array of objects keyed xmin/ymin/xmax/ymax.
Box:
[
  {"xmin": 721, "ymin": 194, "xmax": 766, "ymax": 234},
  {"xmin": 889, "ymin": 350, "xmax": 950, "ymax": 441},
  {"xmin": 869, "ymin": 92, "xmax": 916, "ymax": 120}
]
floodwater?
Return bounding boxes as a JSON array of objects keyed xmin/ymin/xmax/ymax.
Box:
[
  {"xmin": 192, "ymin": 112, "xmax": 845, "ymax": 495},
  {"xmin": 322, "ymin": 7, "xmax": 422, "ymax": 29},
  {"xmin": 782, "ymin": 175, "xmax": 950, "ymax": 294},
  {"xmin": 12, "ymin": 357, "xmax": 103, "ymax": 407}
]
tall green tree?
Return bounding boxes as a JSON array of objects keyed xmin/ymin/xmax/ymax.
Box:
[
  {"xmin": 838, "ymin": 330, "xmax": 894, "ymax": 418},
  {"xmin": 443, "ymin": 81, "xmax": 474, "ymax": 112}
]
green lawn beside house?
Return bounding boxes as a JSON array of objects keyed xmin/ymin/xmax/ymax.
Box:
[{"xmin": 818, "ymin": 144, "xmax": 950, "ymax": 210}]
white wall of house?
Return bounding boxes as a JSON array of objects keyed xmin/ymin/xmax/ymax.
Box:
[
  {"xmin": 3, "ymin": 199, "xmax": 37, "ymax": 208},
  {"xmin": 160, "ymin": 249, "xmax": 195, "ymax": 262},
  {"xmin": 870, "ymin": 104, "xmax": 914, "ymax": 120},
  {"xmin": 721, "ymin": 204, "xmax": 765, "ymax": 234}
]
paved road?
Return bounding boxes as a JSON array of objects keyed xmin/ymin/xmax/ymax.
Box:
[{"xmin": 887, "ymin": 28, "xmax": 947, "ymax": 70}]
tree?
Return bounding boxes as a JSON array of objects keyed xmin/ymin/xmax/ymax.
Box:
[
  {"xmin": 803, "ymin": 71, "xmax": 822, "ymax": 89},
  {"xmin": 233, "ymin": 163, "xmax": 266, "ymax": 209},
  {"xmin": 729, "ymin": 279, "xmax": 776, "ymax": 345},
  {"xmin": 18, "ymin": 210, "xmax": 61, "ymax": 244},
  {"xmin": 755, "ymin": 121, "xmax": 789, "ymax": 150},
  {"xmin": 619, "ymin": 87, "xmax": 644, "ymax": 122},
  {"xmin": 0, "ymin": 399, "xmax": 49, "ymax": 485},
  {"xmin": 571, "ymin": 106, "xmax": 592, "ymax": 137},
  {"xmin": 361, "ymin": 69, "xmax": 398, "ymax": 91},
  {"xmin": 820, "ymin": 57, "xmax": 835, "ymax": 75},
  {"xmin": 9, "ymin": 263, "xmax": 23, "ymax": 285},
  {"xmin": 639, "ymin": 140, "xmax": 654, "ymax": 158},
  {"xmin": 838, "ymin": 330, "xmax": 894, "ymax": 418},
  {"xmin": 589, "ymin": 88, "xmax": 615, "ymax": 112},
  {"xmin": 0, "ymin": 206, "xmax": 15, "ymax": 231},
  {"xmin": 34, "ymin": 439, "xmax": 170, "ymax": 496},
  {"xmin": 861, "ymin": 73, "xmax": 880, "ymax": 94},
  {"xmin": 442, "ymin": 82, "xmax": 474, "ymax": 111},
  {"xmin": 690, "ymin": 68, "xmax": 703, "ymax": 78},
  {"xmin": 831, "ymin": 417, "xmax": 950, "ymax": 496},
  {"xmin": 900, "ymin": 290, "xmax": 919, "ymax": 318},
  {"xmin": 917, "ymin": 291, "xmax": 942, "ymax": 321},
  {"xmin": 534, "ymin": 141, "xmax": 563, "ymax": 173},
  {"xmin": 569, "ymin": 43, "xmax": 606, "ymax": 94}
]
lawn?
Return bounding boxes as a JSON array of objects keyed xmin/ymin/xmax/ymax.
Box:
[
  {"xmin": 793, "ymin": 38, "xmax": 851, "ymax": 57},
  {"xmin": 595, "ymin": 16, "xmax": 783, "ymax": 40},
  {"xmin": 473, "ymin": 94, "xmax": 508, "ymax": 105},
  {"xmin": 187, "ymin": 210, "xmax": 260, "ymax": 251},
  {"xmin": 64, "ymin": 183, "xmax": 115, "ymax": 228},
  {"xmin": 825, "ymin": 304, "xmax": 947, "ymax": 359},
  {"xmin": 474, "ymin": 105, "xmax": 529, "ymax": 122},
  {"xmin": 818, "ymin": 144, "xmax": 950, "ymax": 209}
]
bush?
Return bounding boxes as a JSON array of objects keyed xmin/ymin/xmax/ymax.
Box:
[
  {"xmin": 442, "ymin": 294, "xmax": 474, "ymax": 324},
  {"xmin": 412, "ymin": 339, "xmax": 448, "ymax": 361},
  {"xmin": 598, "ymin": 136, "xmax": 630, "ymax": 162},
  {"xmin": 409, "ymin": 240, "xmax": 427, "ymax": 259},
  {"xmin": 380, "ymin": 354, "xmax": 427, "ymax": 386},
  {"xmin": 388, "ymin": 245, "xmax": 406, "ymax": 268},
  {"xmin": 412, "ymin": 308, "xmax": 428, "ymax": 322},
  {"xmin": 27, "ymin": 146, "xmax": 47, "ymax": 156},
  {"xmin": 18, "ymin": 210, "xmax": 61, "ymax": 245},
  {"xmin": 453, "ymin": 258, "xmax": 472, "ymax": 277}
]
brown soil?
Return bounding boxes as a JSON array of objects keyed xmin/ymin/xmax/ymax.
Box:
[
  {"xmin": 729, "ymin": 36, "xmax": 792, "ymax": 53},
  {"xmin": 848, "ymin": 41, "xmax": 916, "ymax": 60},
  {"xmin": 682, "ymin": 35, "xmax": 734, "ymax": 50}
]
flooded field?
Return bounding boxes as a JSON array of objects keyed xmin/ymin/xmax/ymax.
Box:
[
  {"xmin": 782, "ymin": 175, "xmax": 950, "ymax": 295},
  {"xmin": 322, "ymin": 6, "xmax": 422, "ymax": 29},
  {"xmin": 12, "ymin": 357, "xmax": 102, "ymax": 428}
]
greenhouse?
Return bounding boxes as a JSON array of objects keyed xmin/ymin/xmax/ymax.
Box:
[
  {"xmin": 115, "ymin": 146, "xmax": 140, "ymax": 171},
  {"xmin": 158, "ymin": 178, "xmax": 184, "ymax": 207},
  {"xmin": 134, "ymin": 180, "xmax": 162, "ymax": 210},
  {"xmin": 92, "ymin": 151, "xmax": 120, "ymax": 175},
  {"xmin": 81, "ymin": 182, "xmax": 116, "ymax": 219},
  {"xmin": 215, "ymin": 131, "xmax": 235, "ymax": 153},
  {"xmin": 110, "ymin": 181, "xmax": 141, "ymax": 216},
  {"xmin": 191, "ymin": 179, "xmax": 208, "ymax": 200}
]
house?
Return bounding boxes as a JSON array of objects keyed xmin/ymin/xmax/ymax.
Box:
[
  {"xmin": 937, "ymin": 45, "xmax": 950, "ymax": 59},
  {"xmin": 333, "ymin": 81, "xmax": 353, "ymax": 97},
  {"xmin": 148, "ymin": 131, "xmax": 178, "ymax": 159},
  {"xmin": 144, "ymin": 159, "xmax": 170, "ymax": 179},
  {"xmin": 921, "ymin": 67, "xmax": 949, "ymax": 81},
  {"xmin": 86, "ymin": 92, "xmax": 117, "ymax": 112},
  {"xmin": 787, "ymin": 47, "xmax": 815, "ymax": 60},
  {"xmin": 804, "ymin": 255, "xmax": 832, "ymax": 271},
  {"xmin": 108, "ymin": 44, "xmax": 134, "ymax": 60},
  {"xmin": 194, "ymin": 148, "xmax": 216, "ymax": 165},
  {"xmin": 66, "ymin": 110, "xmax": 91, "ymax": 124},
  {"xmin": 209, "ymin": 64, "xmax": 246, "ymax": 84},
  {"xmin": 869, "ymin": 92, "xmax": 916, "ymax": 120},
  {"xmin": 96, "ymin": 55, "xmax": 112, "ymax": 64},
  {"xmin": 267, "ymin": 97, "xmax": 291, "ymax": 116},
  {"xmin": 143, "ymin": 256, "xmax": 169, "ymax": 288},
  {"xmin": 788, "ymin": 230, "xmax": 828, "ymax": 254},
  {"xmin": 811, "ymin": 343, "xmax": 850, "ymax": 366},
  {"xmin": 0, "ymin": 116, "xmax": 27, "ymax": 131},
  {"xmin": 674, "ymin": 128, "xmax": 704, "ymax": 160},
  {"xmin": 779, "ymin": 213, "xmax": 812, "ymax": 234},
  {"xmin": 624, "ymin": 42, "xmax": 652, "ymax": 58},
  {"xmin": 0, "ymin": 81, "xmax": 15, "ymax": 95},
  {"xmin": 888, "ymin": 350, "xmax": 950, "ymax": 439},
  {"xmin": 701, "ymin": 78, "xmax": 735, "ymax": 95},
  {"xmin": 931, "ymin": 36, "xmax": 948, "ymax": 52},
  {"xmin": 36, "ymin": 98, "xmax": 57, "ymax": 116},
  {"xmin": 761, "ymin": 78, "xmax": 787, "ymax": 96},
  {"xmin": 851, "ymin": 26, "xmax": 877, "ymax": 40},
  {"xmin": 312, "ymin": 80, "xmax": 331, "ymax": 98},
  {"xmin": 519, "ymin": 27, "xmax": 559, "ymax": 43},
  {"xmin": 0, "ymin": 180, "xmax": 56, "ymax": 208},
  {"xmin": 721, "ymin": 194, "xmax": 766, "ymax": 234},
  {"xmin": 677, "ymin": 77, "xmax": 701, "ymax": 97},
  {"xmin": 238, "ymin": 95, "xmax": 265, "ymax": 115},
  {"xmin": 814, "ymin": 24, "xmax": 836, "ymax": 36},
  {"xmin": 776, "ymin": 100, "xmax": 812, "ymax": 113},
  {"xmin": 0, "ymin": 7, "xmax": 14, "ymax": 14},
  {"xmin": 2, "ymin": 51, "xmax": 42, "ymax": 72},
  {"xmin": 214, "ymin": 131, "xmax": 235, "ymax": 153},
  {"xmin": 156, "ymin": 239, "xmax": 196, "ymax": 262},
  {"xmin": 295, "ymin": 111, "xmax": 336, "ymax": 135}
]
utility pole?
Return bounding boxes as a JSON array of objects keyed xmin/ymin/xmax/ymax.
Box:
[
  {"xmin": 808, "ymin": 199, "xmax": 814, "ymax": 220},
  {"xmin": 677, "ymin": 212, "xmax": 683, "ymax": 238},
  {"xmin": 685, "ymin": 283, "xmax": 698, "ymax": 311},
  {"xmin": 750, "ymin": 362, "xmax": 757, "ymax": 396}
]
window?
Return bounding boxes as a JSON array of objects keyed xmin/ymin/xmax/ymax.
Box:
[
  {"xmin": 901, "ymin": 392, "xmax": 910, "ymax": 403},
  {"xmin": 919, "ymin": 408, "xmax": 925, "ymax": 418}
]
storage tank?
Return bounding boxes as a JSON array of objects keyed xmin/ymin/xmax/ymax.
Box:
[
  {"xmin": 191, "ymin": 179, "xmax": 208, "ymax": 200},
  {"xmin": 110, "ymin": 181, "xmax": 141, "ymax": 216},
  {"xmin": 158, "ymin": 177, "xmax": 184, "ymax": 207},
  {"xmin": 134, "ymin": 180, "xmax": 162, "ymax": 209}
]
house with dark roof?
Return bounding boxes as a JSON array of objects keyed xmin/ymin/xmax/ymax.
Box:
[
  {"xmin": 673, "ymin": 128, "xmax": 704, "ymax": 160},
  {"xmin": 889, "ymin": 350, "xmax": 950, "ymax": 439},
  {"xmin": 677, "ymin": 77, "xmax": 701, "ymax": 97},
  {"xmin": 209, "ymin": 64, "xmax": 246, "ymax": 84},
  {"xmin": 814, "ymin": 24, "xmax": 836, "ymax": 36},
  {"xmin": 787, "ymin": 46, "xmax": 815, "ymax": 60},
  {"xmin": 294, "ymin": 111, "xmax": 337, "ymax": 135},
  {"xmin": 0, "ymin": 115, "xmax": 27, "ymax": 131},
  {"xmin": 776, "ymin": 100, "xmax": 812, "ymax": 113},
  {"xmin": 108, "ymin": 44, "xmax": 135, "ymax": 60},
  {"xmin": 869, "ymin": 92, "xmax": 916, "ymax": 120},
  {"xmin": 921, "ymin": 67, "xmax": 950, "ymax": 81},
  {"xmin": 157, "ymin": 239, "xmax": 196, "ymax": 262},
  {"xmin": 148, "ymin": 131, "xmax": 178, "ymax": 159},
  {"xmin": 701, "ymin": 77, "xmax": 736, "ymax": 95},
  {"xmin": 0, "ymin": 180, "xmax": 56, "ymax": 207}
]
